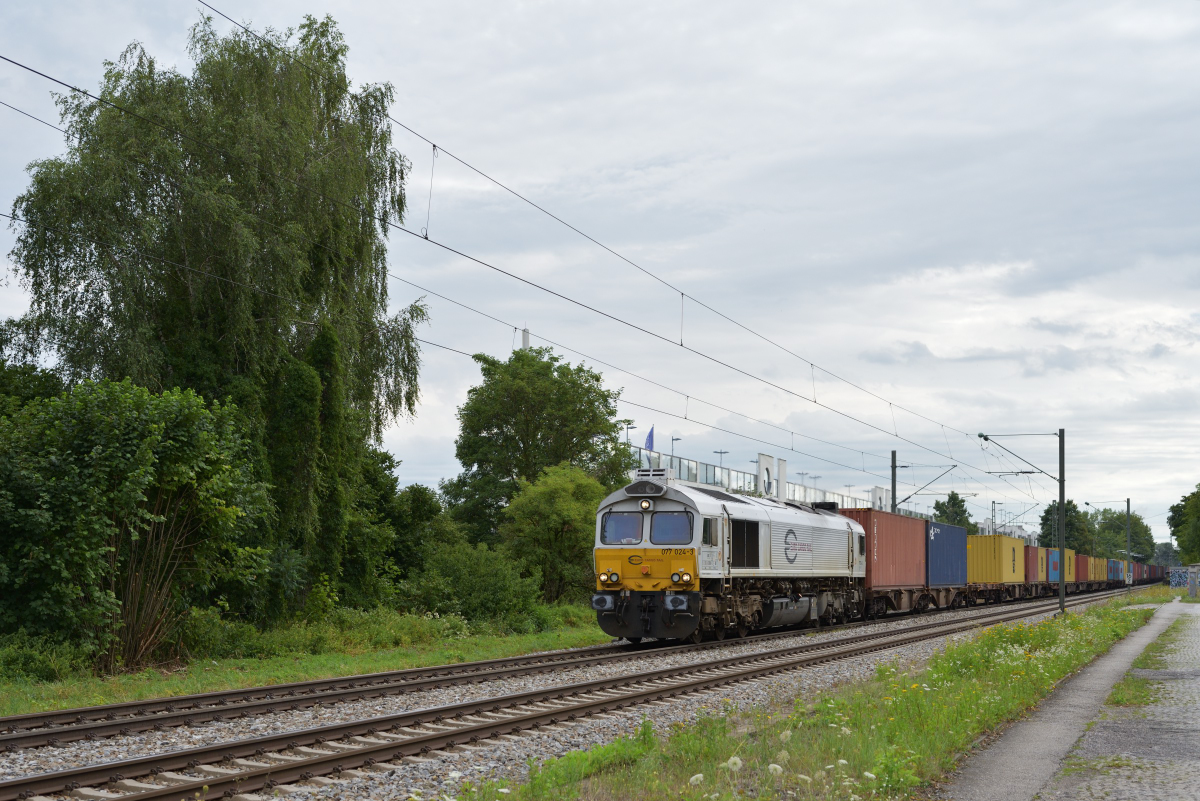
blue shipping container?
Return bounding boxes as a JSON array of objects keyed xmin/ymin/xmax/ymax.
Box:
[
  {"xmin": 925, "ymin": 521, "xmax": 967, "ymax": 587},
  {"xmin": 1048, "ymin": 549, "xmax": 1061, "ymax": 583}
]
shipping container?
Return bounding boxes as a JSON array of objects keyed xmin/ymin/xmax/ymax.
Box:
[
  {"xmin": 1048, "ymin": 548, "xmax": 1061, "ymax": 583},
  {"xmin": 840, "ymin": 509, "xmax": 926, "ymax": 590},
  {"xmin": 1093, "ymin": 556, "xmax": 1105, "ymax": 582},
  {"xmin": 1065, "ymin": 549, "xmax": 1076, "ymax": 582},
  {"xmin": 1076, "ymin": 554, "xmax": 1090, "ymax": 585},
  {"xmin": 925, "ymin": 521, "xmax": 967, "ymax": 587},
  {"xmin": 1023, "ymin": 545, "xmax": 1047, "ymax": 583},
  {"xmin": 967, "ymin": 534, "xmax": 1026, "ymax": 584}
]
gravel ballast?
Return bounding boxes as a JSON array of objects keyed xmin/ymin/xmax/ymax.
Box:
[{"xmin": 0, "ymin": 597, "xmax": 1110, "ymax": 793}]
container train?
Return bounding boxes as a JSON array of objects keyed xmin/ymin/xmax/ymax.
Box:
[{"xmin": 590, "ymin": 470, "xmax": 1162, "ymax": 642}]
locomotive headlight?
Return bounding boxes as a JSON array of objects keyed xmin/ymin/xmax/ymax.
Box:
[
  {"xmin": 671, "ymin": 572, "xmax": 682, "ymax": 583},
  {"xmin": 681, "ymin": 572, "xmax": 692, "ymax": 583},
  {"xmin": 607, "ymin": 572, "xmax": 620, "ymax": 583},
  {"xmin": 599, "ymin": 572, "xmax": 610, "ymax": 583},
  {"xmin": 639, "ymin": 499, "xmax": 652, "ymax": 510}
]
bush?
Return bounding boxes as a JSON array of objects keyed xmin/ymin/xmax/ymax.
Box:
[
  {"xmin": 399, "ymin": 538, "xmax": 544, "ymax": 631},
  {"xmin": 179, "ymin": 605, "xmax": 471, "ymax": 660},
  {"xmin": 0, "ymin": 631, "xmax": 89, "ymax": 683}
]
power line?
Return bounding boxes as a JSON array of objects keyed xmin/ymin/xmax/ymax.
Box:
[
  {"xmin": 0, "ymin": 53, "xmax": 1041, "ymax": 505},
  {"xmin": 193, "ymin": 0, "xmax": 981, "ymax": 441},
  {"xmin": 0, "ymin": 95, "xmax": 930, "ymax": 472}
]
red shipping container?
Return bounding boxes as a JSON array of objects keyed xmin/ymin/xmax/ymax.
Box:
[
  {"xmin": 839, "ymin": 509, "xmax": 926, "ymax": 590},
  {"xmin": 1024, "ymin": 546, "xmax": 1043, "ymax": 583},
  {"xmin": 1076, "ymin": 554, "xmax": 1090, "ymax": 584}
]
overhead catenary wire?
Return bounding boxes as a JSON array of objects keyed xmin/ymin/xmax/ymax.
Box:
[
  {"xmin": 0, "ymin": 96, "xmax": 940, "ymax": 474},
  {"xmin": 191, "ymin": 0, "xmax": 985, "ymax": 442},
  {"xmin": 0, "ymin": 54, "xmax": 1044, "ymax": 509}
]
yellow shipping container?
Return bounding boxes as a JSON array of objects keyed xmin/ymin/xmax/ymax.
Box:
[
  {"xmin": 1065, "ymin": 548, "xmax": 1076, "ymax": 582},
  {"xmin": 967, "ymin": 534, "xmax": 1026, "ymax": 584},
  {"xmin": 1093, "ymin": 557, "xmax": 1105, "ymax": 581},
  {"xmin": 1038, "ymin": 547, "xmax": 1048, "ymax": 581}
]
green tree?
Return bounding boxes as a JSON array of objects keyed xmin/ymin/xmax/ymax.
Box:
[
  {"xmin": 501, "ymin": 464, "xmax": 609, "ymax": 603},
  {"xmin": 3, "ymin": 17, "xmax": 426, "ymax": 604},
  {"xmin": 0, "ymin": 380, "xmax": 268, "ymax": 670},
  {"xmin": 1038, "ymin": 500, "xmax": 1090, "ymax": 553},
  {"xmin": 1154, "ymin": 540, "xmax": 1181, "ymax": 567},
  {"xmin": 932, "ymin": 491, "xmax": 979, "ymax": 534},
  {"xmin": 0, "ymin": 358, "xmax": 63, "ymax": 415},
  {"xmin": 1168, "ymin": 486, "xmax": 1200, "ymax": 563},
  {"xmin": 1082, "ymin": 506, "xmax": 1155, "ymax": 561},
  {"xmin": 445, "ymin": 347, "xmax": 633, "ymax": 543}
]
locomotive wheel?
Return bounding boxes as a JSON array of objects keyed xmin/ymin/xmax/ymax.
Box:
[
  {"xmin": 714, "ymin": 626, "xmax": 726, "ymax": 641},
  {"xmin": 626, "ymin": 637, "xmax": 643, "ymax": 645},
  {"xmin": 736, "ymin": 621, "xmax": 750, "ymax": 639},
  {"xmin": 686, "ymin": 628, "xmax": 704, "ymax": 645}
]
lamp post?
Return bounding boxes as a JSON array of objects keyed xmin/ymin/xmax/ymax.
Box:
[
  {"xmin": 713, "ymin": 450, "xmax": 728, "ymax": 467},
  {"xmin": 978, "ymin": 429, "xmax": 1065, "ymax": 614},
  {"xmin": 671, "ymin": 436, "xmax": 682, "ymax": 457},
  {"xmin": 625, "ymin": 423, "xmax": 637, "ymax": 445}
]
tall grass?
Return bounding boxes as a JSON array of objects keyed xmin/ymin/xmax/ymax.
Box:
[{"xmin": 474, "ymin": 599, "xmax": 1156, "ymax": 800}]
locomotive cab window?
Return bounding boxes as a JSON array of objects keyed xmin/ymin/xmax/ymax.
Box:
[
  {"xmin": 601, "ymin": 512, "xmax": 643, "ymax": 545},
  {"xmin": 651, "ymin": 511, "xmax": 694, "ymax": 545},
  {"xmin": 858, "ymin": 534, "xmax": 866, "ymax": 555},
  {"xmin": 701, "ymin": 517, "xmax": 719, "ymax": 546}
]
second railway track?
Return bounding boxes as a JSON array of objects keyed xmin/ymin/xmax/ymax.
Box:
[{"xmin": 0, "ymin": 590, "xmax": 1125, "ymax": 801}]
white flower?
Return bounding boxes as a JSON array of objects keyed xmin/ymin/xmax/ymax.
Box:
[
  {"xmin": 779, "ymin": 729, "xmax": 792, "ymax": 742},
  {"xmin": 837, "ymin": 759, "xmax": 849, "ymax": 766},
  {"xmin": 863, "ymin": 771, "xmax": 877, "ymax": 780},
  {"xmin": 768, "ymin": 764, "xmax": 783, "ymax": 776},
  {"xmin": 723, "ymin": 756, "xmax": 743, "ymax": 772},
  {"xmin": 689, "ymin": 774, "xmax": 704, "ymax": 786},
  {"xmin": 825, "ymin": 765, "xmax": 835, "ymax": 770},
  {"xmin": 797, "ymin": 774, "xmax": 812, "ymax": 784},
  {"xmin": 497, "ymin": 791, "xmax": 511, "ymax": 796},
  {"xmin": 841, "ymin": 726, "xmax": 852, "ymax": 735},
  {"xmin": 776, "ymin": 749, "xmax": 790, "ymax": 763}
]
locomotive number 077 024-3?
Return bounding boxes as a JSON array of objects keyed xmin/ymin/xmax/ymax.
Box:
[{"xmin": 662, "ymin": 548, "xmax": 694, "ymax": 555}]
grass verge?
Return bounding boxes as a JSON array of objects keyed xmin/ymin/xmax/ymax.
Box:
[
  {"xmin": 1131, "ymin": 617, "xmax": 1186, "ymax": 670},
  {"xmin": 0, "ymin": 604, "xmax": 606, "ymax": 718},
  {"xmin": 469, "ymin": 598, "xmax": 1155, "ymax": 800},
  {"xmin": 1105, "ymin": 674, "xmax": 1159, "ymax": 706}
]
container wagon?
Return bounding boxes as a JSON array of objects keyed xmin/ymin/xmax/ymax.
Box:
[
  {"xmin": 926, "ymin": 520, "xmax": 967, "ymax": 608},
  {"xmin": 967, "ymin": 534, "xmax": 1026, "ymax": 602},
  {"xmin": 840, "ymin": 509, "xmax": 926, "ymax": 615}
]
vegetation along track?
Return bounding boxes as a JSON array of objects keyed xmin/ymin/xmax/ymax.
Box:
[
  {"xmin": 0, "ymin": 589, "xmax": 1122, "ymax": 751},
  {"xmin": 0, "ymin": 591, "xmax": 1124, "ymax": 801}
]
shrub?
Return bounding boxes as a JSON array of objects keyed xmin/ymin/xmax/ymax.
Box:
[
  {"xmin": 399, "ymin": 538, "xmax": 543, "ymax": 630},
  {"xmin": 0, "ymin": 631, "xmax": 89, "ymax": 683}
]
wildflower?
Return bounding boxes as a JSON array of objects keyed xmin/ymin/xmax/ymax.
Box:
[
  {"xmin": 841, "ymin": 726, "xmax": 852, "ymax": 735},
  {"xmin": 837, "ymin": 759, "xmax": 849, "ymax": 766},
  {"xmin": 776, "ymin": 749, "xmax": 790, "ymax": 763},
  {"xmin": 779, "ymin": 729, "xmax": 793, "ymax": 742},
  {"xmin": 497, "ymin": 791, "xmax": 510, "ymax": 796},
  {"xmin": 825, "ymin": 764, "xmax": 835, "ymax": 770},
  {"xmin": 689, "ymin": 774, "xmax": 704, "ymax": 785},
  {"xmin": 768, "ymin": 764, "xmax": 783, "ymax": 776},
  {"xmin": 863, "ymin": 771, "xmax": 877, "ymax": 780},
  {"xmin": 723, "ymin": 756, "xmax": 744, "ymax": 772},
  {"xmin": 797, "ymin": 774, "xmax": 812, "ymax": 784}
]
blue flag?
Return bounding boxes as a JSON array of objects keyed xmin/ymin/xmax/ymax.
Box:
[{"xmin": 644, "ymin": 425, "xmax": 654, "ymax": 452}]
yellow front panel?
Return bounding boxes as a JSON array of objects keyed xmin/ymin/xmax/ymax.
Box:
[{"xmin": 595, "ymin": 547, "xmax": 698, "ymax": 592}]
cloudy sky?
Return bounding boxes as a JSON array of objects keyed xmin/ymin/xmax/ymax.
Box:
[{"xmin": 3, "ymin": 1, "xmax": 1198, "ymax": 541}]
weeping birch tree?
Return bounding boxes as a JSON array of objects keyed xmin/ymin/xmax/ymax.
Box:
[{"xmin": 4, "ymin": 15, "xmax": 426, "ymax": 616}]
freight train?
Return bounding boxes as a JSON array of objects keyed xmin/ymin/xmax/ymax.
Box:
[{"xmin": 590, "ymin": 470, "xmax": 1161, "ymax": 642}]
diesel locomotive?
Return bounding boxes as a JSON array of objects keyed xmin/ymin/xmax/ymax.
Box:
[{"xmin": 590, "ymin": 470, "xmax": 868, "ymax": 643}]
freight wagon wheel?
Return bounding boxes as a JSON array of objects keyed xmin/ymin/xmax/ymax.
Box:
[
  {"xmin": 686, "ymin": 628, "xmax": 704, "ymax": 645},
  {"xmin": 736, "ymin": 620, "xmax": 750, "ymax": 639},
  {"xmin": 714, "ymin": 626, "xmax": 726, "ymax": 641}
]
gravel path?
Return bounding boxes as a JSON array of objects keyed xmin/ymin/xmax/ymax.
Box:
[{"xmin": 0, "ymin": 598, "xmax": 1103, "ymax": 793}]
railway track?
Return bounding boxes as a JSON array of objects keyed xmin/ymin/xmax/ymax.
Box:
[
  {"xmin": 0, "ymin": 588, "xmax": 1120, "ymax": 751},
  {"xmin": 0, "ymin": 590, "xmax": 1124, "ymax": 801}
]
